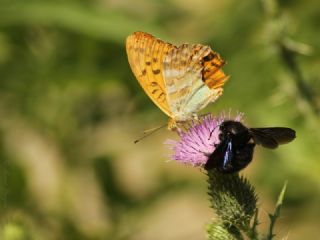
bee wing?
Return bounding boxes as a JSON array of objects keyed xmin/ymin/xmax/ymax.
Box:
[
  {"xmin": 204, "ymin": 140, "xmax": 229, "ymax": 170},
  {"xmin": 249, "ymin": 127, "xmax": 296, "ymax": 149}
]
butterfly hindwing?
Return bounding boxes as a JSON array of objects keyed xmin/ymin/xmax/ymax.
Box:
[{"xmin": 164, "ymin": 43, "xmax": 228, "ymax": 121}]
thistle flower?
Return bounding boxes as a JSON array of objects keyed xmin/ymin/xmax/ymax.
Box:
[
  {"xmin": 165, "ymin": 113, "xmax": 289, "ymax": 240},
  {"xmin": 165, "ymin": 113, "xmax": 242, "ymax": 167}
]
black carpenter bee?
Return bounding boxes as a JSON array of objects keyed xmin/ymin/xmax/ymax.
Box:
[{"xmin": 204, "ymin": 120, "xmax": 296, "ymax": 173}]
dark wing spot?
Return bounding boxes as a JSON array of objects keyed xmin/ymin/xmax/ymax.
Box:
[
  {"xmin": 152, "ymin": 69, "xmax": 161, "ymax": 75},
  {"xmin": 152, "ymin": 89, "xmax": 159, "ymax": 94},
  {"xmin": 210, "ymin": 62, "xmax": 220, "ymax": 67},
  {"xmin": 158, "ymin": 92, "xmax": 165, "ymax": 101},
  {"xmin": 142, "ymin": 69, "xmax": 147, "ymax": 75},
  {"xmin": 153, "ymin": 58, "xmax": 158, "ymax": 62},
  {"xmin": 203, "ymin": 53, "xmax": 216, "ymax": 61},
  {"xmin": 146, "ymin": 61, "xmax": 151, "ymax": 66}
]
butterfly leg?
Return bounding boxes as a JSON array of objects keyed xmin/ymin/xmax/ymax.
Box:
[
  {"xmin": 191, "ymin": 113, "xmax": 199, "ymax": 120},
  {"xmin": 198, "ymin": 112, "xmax": 212, "ymax": 118},
  {"xmin": 167, "ymin": 118, "xmax": 178, "ymax": 131},
  {"xmin": 200, "ymin": 151, "xmax": 211, "ymax": 157}
]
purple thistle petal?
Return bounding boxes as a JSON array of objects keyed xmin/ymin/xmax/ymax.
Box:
[{"xmin": 165, "ymin": 113, "xmax": 243, "ymax": 167}]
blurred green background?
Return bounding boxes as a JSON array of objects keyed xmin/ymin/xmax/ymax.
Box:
[{"xmin": 0, "ymin": 0, "xmax": 319, "ymax": 239}]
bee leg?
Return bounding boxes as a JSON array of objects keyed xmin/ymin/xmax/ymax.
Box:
[{"xmin": 198, "ymin": 150, "xmax": 211, "ymax": 157}]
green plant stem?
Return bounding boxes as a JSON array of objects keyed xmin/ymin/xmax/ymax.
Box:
[
  {"xmin": 248, "ymin": 208, "xmax": 260, "ymax": 240},
  {"xmin": 266, "ymin": 182, "xmax": 287, "ymax": 240}
]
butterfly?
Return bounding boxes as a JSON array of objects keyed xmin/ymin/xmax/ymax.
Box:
[{"xmin": 126, "ymin": 31, "xmax": 229, "ymax": 130}]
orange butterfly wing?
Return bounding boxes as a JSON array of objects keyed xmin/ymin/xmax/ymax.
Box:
[
  {"xmin": 126, "ymin": 32, "xmax": 173, "ymax": 117},
  {"xmin": 163, "ymin": 44, "xmax": 228, "ymax": 119},
  {"xmin": 126, "ymin": 32, "xmax": 229, "ymax": 130},
  {"xmin": 201, "ymin": 52, "xmax": 229, "ymax": 89}
]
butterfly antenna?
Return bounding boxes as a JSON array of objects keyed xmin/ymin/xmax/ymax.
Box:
[{"xmin": 134, "ymin": 124, "xmax": 167, "ymax": 144}]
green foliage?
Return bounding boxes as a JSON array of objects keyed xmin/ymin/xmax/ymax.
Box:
[{"xmin": 1, "ymin": 222, "xmax": 33, "ymax": 240}]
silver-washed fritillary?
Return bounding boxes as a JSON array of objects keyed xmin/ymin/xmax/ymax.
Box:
[{"xmin": 126, "ymin": 31, "xmax": 229, "ymax": 130}]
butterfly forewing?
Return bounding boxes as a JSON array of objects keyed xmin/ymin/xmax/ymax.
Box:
[
  {"xmin": 202, "ymin": 52, "xmax": 229, "ymax": 89},
  {"xmin": 126, "ymin": 32, "xmax": 173, "ymax": 117}
]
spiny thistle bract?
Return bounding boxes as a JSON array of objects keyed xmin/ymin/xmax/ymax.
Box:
[
  {"xmin": 206, "ymin": 221, "xmax": 243, "ymax": 240},
  {"xmin": 207, "ymin": 169, "xmax": 257, "ymax": 232}
]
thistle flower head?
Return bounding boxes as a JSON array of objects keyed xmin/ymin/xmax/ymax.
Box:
[{"xmin": 166, "ymin": 113, "xmax": 243, "ymax": 167}]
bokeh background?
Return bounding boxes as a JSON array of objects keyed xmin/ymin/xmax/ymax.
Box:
[{"xmin": 0, "ymin": 0, "xmax": 319, "ymax": 239}]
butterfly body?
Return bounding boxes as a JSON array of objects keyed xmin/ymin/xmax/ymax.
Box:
[
  {"xmin": 204, "ymin": 120, "xmax": 296, "ymax": 173},
  {"xmin": 126, "ymin": 32, "xmax": 228, "ymax": 130}
]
